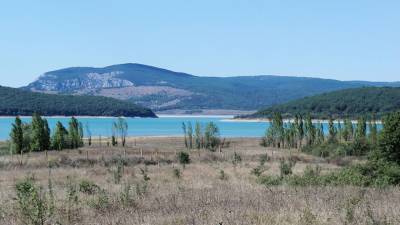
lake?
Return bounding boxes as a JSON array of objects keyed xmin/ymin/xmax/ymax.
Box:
[
  {"xmin": 0, "ymin": 115, "xmax": 270, "ymax": 140},
  {"xmin": 0, "ymin": 115, "xmax": 380, "ymax": 141}
]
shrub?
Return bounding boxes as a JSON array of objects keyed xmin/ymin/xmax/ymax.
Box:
[
  {"xmin": 177, "ymin": 151, "xmax": 190, "ymax": 166},
  {"xmin": 251, "ymin": 166, "xmax": 264, "ymax": 177},
  {"xmin": 173, "ymin": 168, "xmax": 181, "ymax": 179},
  {"xmin": 88, "ymin": 189, "xmax": 110, "ymax": 212},
  {"xmin": 232, "ymin": 152, "xmax": 242, "ymax": 166},
  {"xmin": 15, "ymin": 177, "xmax": 49, "ymax": 225},
  {"xmin": 258, "ymin": 176, "xmax": 283, "ymax": 186},
  {"xmin": 279, "ymin": 159, "xmax": 296, "ymax": 177},
  {"xmin": 259, "ymin": 153, "xmax": 270, "ymax": 166},
  {"xmin": 219, "ymin": 170, "xmax": 228, "ymax": 181},
  {"xmin": 119, "ymin": 182, "xmax": 136, "ymax": 207},
  {"xmin": 79, "ymin": 179, "xmax": 99, "ymax": 195}
]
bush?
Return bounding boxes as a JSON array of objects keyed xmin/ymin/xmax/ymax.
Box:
[
  {"xmin": 279, "ymin": 159, "xmax": 296, "ymax": 177},
  {"xmin": 88, "ymin": 190, "xmax": 110, "ymax": 212},
  {"xmin": 173, "ymin": 168, "xmax": 181, "ymax": 179},
  {"xmin": 79, "ymin": 180, "xmax": 99, "ymax": 195},
  {"xmin": 177, "ymin": 151, "xmax": 190, "ymax": 166},
  {"xmin": 219, "ymin": 170, "xmax": 228, "ymax": 180},
  {"xmin": 232, "ymin": 152, "xmax": 242, "ymax": 166},
  {"xmin": 15, "ymin": 177, "xmax": 50, "ymax": 225},
  {"xmin": 259, "ymin": 154, "xmax": 270, "ymax": 166}
]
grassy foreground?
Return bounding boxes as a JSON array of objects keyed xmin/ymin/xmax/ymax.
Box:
[{"xmin": 0, "ymin": 137, "xmax": 399, "ymax": 225}]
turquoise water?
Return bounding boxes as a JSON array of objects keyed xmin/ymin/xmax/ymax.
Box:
[
  {"xmin": 0, "ymin": 116, "xmax": 381, "ymax": 141},
  {"xmin": 0, "ymin": 116, "xmax": 270, "ymax": 140}
]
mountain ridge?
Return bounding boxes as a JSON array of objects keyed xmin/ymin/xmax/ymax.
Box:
[{"xmin": 24, "ymin": 63, "xmax": 400, "ymax": 111}]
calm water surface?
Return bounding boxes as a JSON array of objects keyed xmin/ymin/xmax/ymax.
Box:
[
  {"xmin": 0, "ymin": 115, "xmax": 380, "ymax": 141},
  {"xmin": 0, "ymin": 115, "xmax": 270, "ymax": 140}
]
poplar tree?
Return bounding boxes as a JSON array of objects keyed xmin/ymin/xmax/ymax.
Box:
[
  {"xmin": 355, "ymin": 116, "xmax": 367, "ymax": 140},
  {"xmin": 368, "ymin": 115, "xmax": 378, "ymax": 145},
  {"xmin": 187, "ymin": 122, "xmax": 193, "ymax": 149},
  {"xmin": 194, "ymin": 122, "xmax": 202, "ymax": 149},
  {"xmin": 52, "ymin": 122, "xmax": 68, "ymax": 150},
  {"xmin": 68, "ymin": 117, "xmax": 82, "ymax": 149},
  {"xmin": 182, "ymin": 122, "xmax": 188, "ymax": 148},
  {"xmin": 31, "ymin": 113, "xmax": 48, "ymax": 151},
  {"xmin": 10, "ymin": 116, "xmax": 24, "ymax": 154},
  {"xmin": 328, "ymin": 117, "xmax": 337, "ymax": 143}
]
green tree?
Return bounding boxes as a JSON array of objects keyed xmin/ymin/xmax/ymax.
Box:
[
  {"xmin": 187, "ymin": 122, "xmax": 193, "ymax": 149},
  {"xmin": 52, "ymin": 122, "xmax": 68, "ymax": 150},
  {"xmin": 194, "ymin": 122, "xmax": 202, "ymax": 149},
  {"xmin": 31, "ymin": 113, "xmax": 47, "ymax": 152},
  {"xmin": 343, "ymin": 119, "xmax": 354, "ymax": 141},
  {"xmin": 375, "ymin": 112, "xmax": 400, "ymax": 164},
  {"xmin": 355, "ymin": 116, "xmax": 367, "ymax": 140},
  {"xmin": 68, "ymin": 117, "xmax": 82, "ymax": 149},
  {"xmin": 328, "ymin": 117, "xmax": 337, "ymax": 143},
  {"xmin": 182, "ymin": 122, "xmax": 188, "ymax": 148},
  {"xmin": 204, "ymin": 122, "xmax": 220, "ymax": 151},
  {"xmin": 368, "ymin": 115, "xmax": 378, "ymax": 145},
  {"xmin": 43, "ymin": 119, "xmax": 51, "ymax": 151},
  {"xmin": 10, "ymin": 116, "xmax": 24, "ymax": 154},
  {"xmin": 304, "ymin": 114, "xmax": 316, "ymax": 146}
]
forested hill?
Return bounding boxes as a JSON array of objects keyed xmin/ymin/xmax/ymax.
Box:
[
  {"xmin": 24, "ymin": 63, "xmax": 400, "ymax": 111},
  {"xmin": 243, "ymin": 87, "xmax": 400, "ymax": 119},
  {"xmin": 0, "ymin": 86, "xmax": 156, "ymax": 117}
]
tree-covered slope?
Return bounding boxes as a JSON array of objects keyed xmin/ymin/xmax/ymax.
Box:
[
  {"xmin": 0, "ymin": 86, "xmax": 156, "ymax": 117},
  {"xmin": 24, "ymin": 63, "xmax": 400, "ymax": 111},
  {"xmin": 245, "ymin": 87, "xmax": 400, "ymax": 119}
]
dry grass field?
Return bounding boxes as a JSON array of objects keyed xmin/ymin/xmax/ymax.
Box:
[{"xmin": 0, "ymin": 137, "xmax": 399, "ymax": 225}]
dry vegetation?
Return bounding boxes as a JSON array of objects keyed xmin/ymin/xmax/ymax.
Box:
[{"xmin": 0, "ymin": 137, "xmax": 399, "ymax": 225}]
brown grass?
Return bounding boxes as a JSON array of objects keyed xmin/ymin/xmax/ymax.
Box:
[{"xmin": 0, "ymin": 137, "xmax": 399, "ymax": 225}]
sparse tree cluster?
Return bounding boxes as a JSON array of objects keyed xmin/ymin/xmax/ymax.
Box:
[
  {"xmin": 182, "ymin": 121, "xmax": 225, "ymax": 151},
  {"xmin": 10, "ymin": 114, "xmax": 84, "ymax": 153}
]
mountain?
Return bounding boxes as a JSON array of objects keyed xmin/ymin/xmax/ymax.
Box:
[
  {"xmin": 243, "ymin": 87, "xmax": 400, "ymax": 119},
  {"xmin": 0, "ymin": 86, "xmax": 156, "ymax": 117},
  {"xmin": 24, "ymin": 63, "xmax": 400, "ymax": 111}
]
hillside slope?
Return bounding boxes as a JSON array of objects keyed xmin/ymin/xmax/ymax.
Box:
[
  {"xmin": 244, "ymin": 87, "xmax": 400, "ymax": 119},
  {"xmin": 24, "ymin": 63, "xmax": 400, "ymax": 111},
  {"xmin": 0, "ymin": 86, "xmax": 156, "ymax": 117}
]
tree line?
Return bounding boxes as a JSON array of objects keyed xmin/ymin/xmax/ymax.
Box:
[
  {"xmin": 262, "ymin": 113, "xmax": 379, "ymax": 156},
  {"xmin": 10, "ymin": 113, "xmax": 84, "ymax": 154}
]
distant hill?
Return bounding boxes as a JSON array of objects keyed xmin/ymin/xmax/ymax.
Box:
[
  {"xmin": 243, "ymin": 87, "xmax": 400, "ymax": 119},
  {"xmin": 0, "ymin": 86, "xmax": 156, "ymax": 117},
  {"xmin": 24, "ymin": 63, "xmax": 400, "ymax": 111}
]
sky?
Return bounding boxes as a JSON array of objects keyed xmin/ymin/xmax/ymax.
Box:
[{"xmin": 0, "ymin": 0, "xmax": 399, "ymax": 87}]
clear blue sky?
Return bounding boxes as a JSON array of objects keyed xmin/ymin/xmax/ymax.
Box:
[{"xmin": 1, "ymin": 0, "xmax": 399, "ymax": 87}]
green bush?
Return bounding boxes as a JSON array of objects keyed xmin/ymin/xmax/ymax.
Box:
[
  {"xmin": 79, "ymin": 179, "xmax": 99, "ymax": 195},
  {"xmin": 279, "ymin": 159, "xmax": 296, "ymax": 177},
  {"xmin": 177, "ymin": 151, "xmax": 190, "ymax": 166},
  {"xmin": 15, "ymin": 177, "xmax": 49, "ymax": 225}
]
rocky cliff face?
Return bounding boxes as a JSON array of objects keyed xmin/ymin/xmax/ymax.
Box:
[{"xmin": 28, "ymin": 71, "xmax": 134, "ymax": 93}]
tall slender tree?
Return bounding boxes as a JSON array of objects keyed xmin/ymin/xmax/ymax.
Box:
[
  {"xmin": 194, "ymin": 122, "xmax": 202, "ymax": 149},
  {"xmin": 10, "ymin": 116, "xmax": 24, "ymax": 154},
  {"xmin": 113, "ymin": 117, "xmax": 128, "ymax": 147},
  {"xmin": 52, "ymin": 121, "xmax": 68, "ymax": 150},
  {"xmin": 187, "ymin": 122, "xmax": 193, "ymax": 149},
  {"xmin": 355, "ymin": 116, "xmax": 367, "ymax": 140},
  {"xmin": 182, "ymin": 122, "xmax": 188, "ymax": 148}
]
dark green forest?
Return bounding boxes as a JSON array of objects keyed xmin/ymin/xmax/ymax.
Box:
[
  {"xmin": 0, "ymin": 86, "xmax": 156, "ymax": 117},
  {"xmin": 246, "ymin": 87, "xmax": 400, "ymax": 119}
]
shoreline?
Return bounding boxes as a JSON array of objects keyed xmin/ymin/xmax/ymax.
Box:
[{"xmin": 225, "ymin": 118, "xmax": 383, "ymax": 124}]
